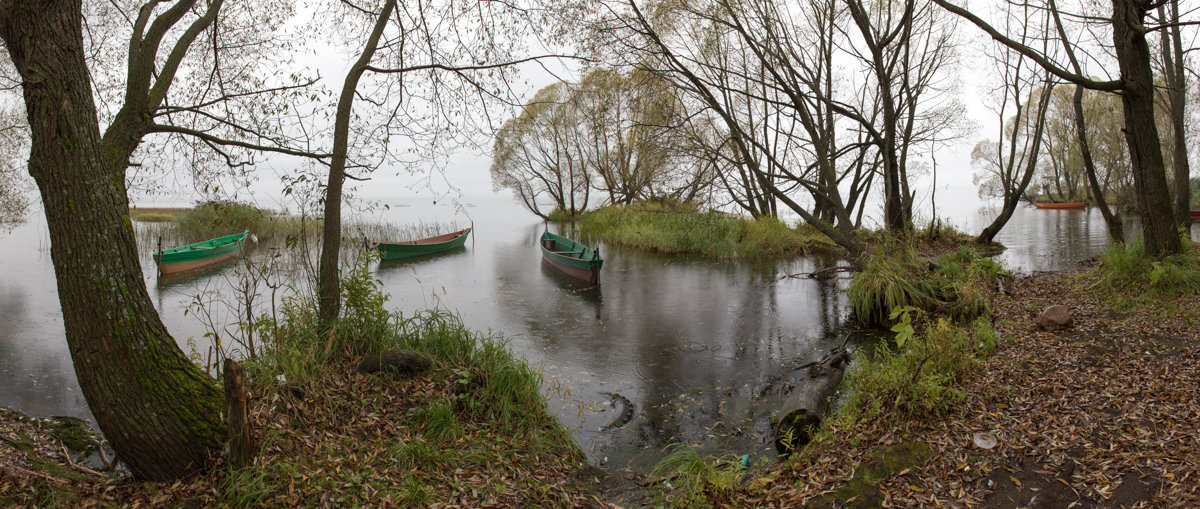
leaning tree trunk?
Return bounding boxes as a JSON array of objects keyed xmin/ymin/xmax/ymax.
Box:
[
  {"xmin": 317, "ymin": 0, "xmax": 397, "ymax": 325},
  {"xmin": 1112, "ymin": 0, "xmax": 1181, "ymax": 257},
  {"xmin": 0, "ymin": 0, "xmax": 225, "ymax": 480},
  {"xmin": 1074, "ymin": 86, "xmax": 1124, "ymax": 242}
]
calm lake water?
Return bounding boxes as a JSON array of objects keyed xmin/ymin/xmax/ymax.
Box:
[{"xmin": 0, "ymin": 196, "xmax": 1179, "ymax": 474}]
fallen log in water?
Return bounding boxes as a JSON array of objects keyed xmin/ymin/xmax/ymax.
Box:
[{"xmin": 771, "ymin": 348, "xmax": 851, "ymax": 455}]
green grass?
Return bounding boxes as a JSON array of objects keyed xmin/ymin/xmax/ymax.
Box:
[
  {"xmin": 1096, "ymin": 236, "xmax": 1200, "ymax": 304},
  {"xmin": 577, "ymin": 202, "xmax": 837, "ymax": 259},
  {"xmin": 649, "ymin": 444, "xmax": 744, "ymax": 508}
]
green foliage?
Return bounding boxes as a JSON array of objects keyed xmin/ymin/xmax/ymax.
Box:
[
  {"xmin": 888, "ymin": 306, "xmax": 919, "ymax": 348},
  {"xmin": 578, "ymin": 202, "xmax": 836, "ymax": 259},
  {"xmin": 546, "ymin": 207, "xmax": 582, "ymax": 222},
  {"xmin": 416, "ymin": 399, "xmax": 462, "ymax": 443},
  {"xmin": 847, "ymin": 243, "xmax": 936, "ymax": 326},
  {"xmin": 247, "ymin": 255, "xmax": 560, "ymax": 435},
  {"xmin": 1099, "ymin": 239, "xmax": 1200, "ymax": 297},
  {"xmin": 650, "ymin": 444, "xmax": 743, "ymax": 508},
  {"xmin": 845, "ymin": 317, "xmax": 995, "ymax": 422}
]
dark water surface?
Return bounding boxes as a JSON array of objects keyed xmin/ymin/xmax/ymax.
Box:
[{"xmin": 0, "ymin": 198, "xmax": 1174, "ymax": 474}]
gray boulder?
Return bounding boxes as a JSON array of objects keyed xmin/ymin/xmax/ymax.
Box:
[{"xmin": 1035, "ymin": 305, "xmax": 1073, "ymax": 330}]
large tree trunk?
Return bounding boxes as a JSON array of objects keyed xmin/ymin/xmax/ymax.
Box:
[
  {"xmin": 1112, "ymin": 0, "xmax": 1181, "ymax": 256},
  {"xmin": 0, "ymin": 0, "xmax": 225, "ymax": 480}
]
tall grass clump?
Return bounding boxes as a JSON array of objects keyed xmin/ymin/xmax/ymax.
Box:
[
  {"xmin": 174, "ymin": 200, "xmax": 315, "ymax": 241},
  {"xmin": 846, "ymin": 242, "xmax": 935, "ymax": 326},
  {"xmin": 1098, "ymin": 237, "xmax": 1200, "ymax": 297},
  {"xmin": 848, "ymin": 243, "xmax": 1007, "ymax": 327},
  {"xmin": 578, "ymin": 201, "xmax": 835, "ymax": 259},
  {"xmin": 650, "ymin": 444, "xmax": 744, "ymax": 508},
  {"xmin": 247, "ymin": 254, "xmax": 564, "ymax": 437}
]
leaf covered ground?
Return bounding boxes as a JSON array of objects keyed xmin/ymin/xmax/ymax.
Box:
[
  {"xmin": 0, "ymin": 362, "xmax": 608, "ymax": 508},
  {"xmin": 734, "ymin": 267, "xmax": 1200, "ymax": 508}
]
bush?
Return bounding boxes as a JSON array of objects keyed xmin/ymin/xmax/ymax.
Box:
[
  {"xmin": 1099, "ymin": 238, "xmax": 1200, "ymax": 297},
  {"xmin": 173, "ymin": 201, "xmax": 314, "ymax": 241},
  {"xmin": 845, "ymin": 317, "xmax": 996, "ymax": 422}
]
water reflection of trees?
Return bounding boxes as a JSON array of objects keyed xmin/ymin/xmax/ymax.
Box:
[{"xmin": 493, "ymin": 231, "xmax": 852, "ymax": 470}]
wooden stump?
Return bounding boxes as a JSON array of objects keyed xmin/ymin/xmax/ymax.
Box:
[
  {"xmin": 224, "ymin": 358, "xmax": 255, "ymax": 467},
  {"xmin": 772, "ymin": 350, "xmax": 850, "ymax": 455}
]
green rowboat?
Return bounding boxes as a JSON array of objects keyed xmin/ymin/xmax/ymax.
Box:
[
  {"xmin": 540, "ymin": 230, "xmax": 603, "ymax": 283},
  {"xmin": 376, "ymin": 228, "xmax": 471, "ymax": 260},
  {"xmin": 153, "ymin": 230, "xmax": 249, "ymax": 276}
]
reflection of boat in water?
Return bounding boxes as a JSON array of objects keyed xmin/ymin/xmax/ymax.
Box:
[
  {"xmin": 540, "ymin": 230, "xmax": 603, "ymax": 284},
  {"xmin": 375, "ymin": 228, "xmax": 471, "ymax": 260},
  {"xmin": 375, "ymin": 245, "xmax": 467, "ymax": 273},
  {"xmin": 1032, "ymin": 201, "xmax": 1086, "ymax": 209},
  {"xmin": 153, "ymin": 230, "xmax": 249, "ymax": 277},
  {"xmin": 539, "ymin": 259, "xmax": 602, "ymax": 303}
]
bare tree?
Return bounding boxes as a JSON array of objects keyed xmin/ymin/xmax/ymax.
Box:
[
  {"xmin": 971, "ymin": 0, "xmax": 1058, "ymax": 244},
  {"xmin": 313, "ymin": 0, "xmax": 571, "ymax": 324}
]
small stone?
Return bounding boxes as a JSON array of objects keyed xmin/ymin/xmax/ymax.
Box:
[
  {"xmin": 356, "ymin": 349, "xmax": 431, "ymax": 376},
  {"xmin": 1035, "ymin": 305, "xmax": 1073, "ymax": 330}
]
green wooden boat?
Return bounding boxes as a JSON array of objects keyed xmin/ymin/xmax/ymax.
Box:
[
  {"xmin": 153, "ymin": 230, "xmax": 249, "ymax": 276},
  {"xmin": 376, "ymin": 228, "xmax": 471, "ymax": 260},
  {"xmin": 540, "ymin": 230, "xmax": 603, "ymax": 283}
]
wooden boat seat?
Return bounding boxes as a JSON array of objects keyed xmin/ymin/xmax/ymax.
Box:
[{"xmin": 552, "ymin": 250, "xmax": 586, "ymax": 257}]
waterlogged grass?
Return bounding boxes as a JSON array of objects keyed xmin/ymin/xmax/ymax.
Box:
[
  {"xmin": 847, "ymin": 242, "xmax": 1006, "ymax": 327},
  {"xmin": 578, "ymin": 202, "xmax": 837, "ymax": 259},
  {"xmin": 649, "ymin": 444, "xmax": 744, "ymax": 507}
]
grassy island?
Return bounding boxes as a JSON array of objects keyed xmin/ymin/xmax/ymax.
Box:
[{"xmin": 575, "ymin": 201, "xmax": 840, "ymax": 260}]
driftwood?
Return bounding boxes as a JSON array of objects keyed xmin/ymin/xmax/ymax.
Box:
[
  {"xmin": 772, "ymin": 348, "xmax": 851, "ymax": 455},
  {"xmin": 779, "ymin": 265, "xmax": 859, "ymax": 280},
  {"xmin": 224, "ymin": 358, "xmax": 255, "ymax": 467}
]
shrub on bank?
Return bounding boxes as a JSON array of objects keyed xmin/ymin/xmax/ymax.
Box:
[
  {"xmin": 1098, "ymin": 236, "xmax": 1200, "ymax": 298},
  {"xmin": 843, "ymin": 317, "xmax": 998, "ymax": 422}
]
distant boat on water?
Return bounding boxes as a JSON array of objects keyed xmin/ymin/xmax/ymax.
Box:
[
  {"xmin": 1033, "ymin": 201, "xmax": 1087, "ymax": 210},
  {"xmin": 375, "ymin": 228, "xmax": 471, "ymax": 260},
  {"xmin": 540, "ymin": 230, "xmax": 603, "ymax": 284}
]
